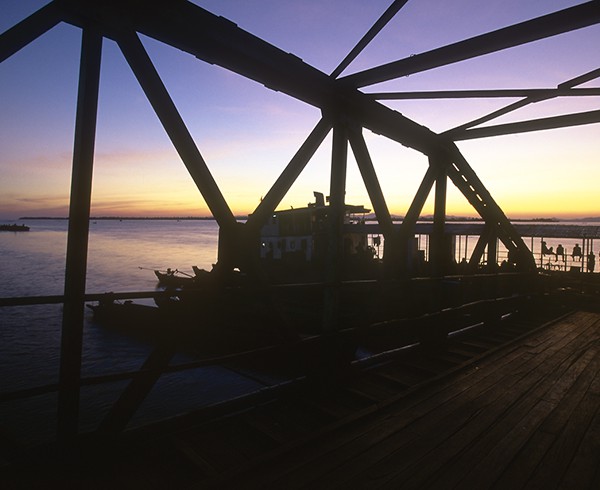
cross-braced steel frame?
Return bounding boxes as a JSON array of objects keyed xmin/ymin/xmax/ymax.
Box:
[{"xmin": 2, "ymin": 0, "xmax": 599, "ymax": 443}]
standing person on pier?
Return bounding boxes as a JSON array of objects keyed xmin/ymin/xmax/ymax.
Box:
[{"xmin": 587, "ymin": 251, "xmax": 595, "ymax": 273}]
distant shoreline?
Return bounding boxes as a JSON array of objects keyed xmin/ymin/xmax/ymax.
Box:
[
  {"xmin": 15, "ymin": 216, "xmax": 600, "ymax": 222},
  {"xmin": 18, "ymin": 216, "xmax": 221, "ymax": 221}
]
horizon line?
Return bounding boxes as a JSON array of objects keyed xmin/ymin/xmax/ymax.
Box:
[{"xmin": 11, "ymin": 215, "xmax": 600, "ymax": 222}]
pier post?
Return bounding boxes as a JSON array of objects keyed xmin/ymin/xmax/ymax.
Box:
[{"xmin": 57, "ymin": 26, "xmax": 102, "ymax": 445}]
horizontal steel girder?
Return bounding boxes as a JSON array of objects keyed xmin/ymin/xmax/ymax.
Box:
[
  {"xmin": 40, "ymin": 0, "xmax": 600, "ymax": 154},
  {"xmin": 341, "ymin": 2, "xmax": 600, "ymax": 88},
  {"xmin": 445, "ymin": 67, "xmax": 600, "ymax": 137},
  {"xmin": 369, "ymin": 88, "xmax": 600, "ymax": 100},
  {"xmin": 55, "ymin": 0, "xmax": 439, "ymax": 155},
  {"xmin": 455, "ymin": 109, "xmax": 600, "ymax": 140}
]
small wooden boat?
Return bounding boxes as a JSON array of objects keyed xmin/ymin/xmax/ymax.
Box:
[
  {"xmin": 154, "ymin": 268, "xmax": 198, "ymax": 287},
  {"xmin": 0, "ymin": 224, "xmax": 29, "ymax": 231}
]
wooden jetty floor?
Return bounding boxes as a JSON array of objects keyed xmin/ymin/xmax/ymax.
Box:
[
  {"xmin": 221, "ymin": 309, "xmax": 600, "ymax": 490},
  {"xmin": 3, "ymin": 306, "xmax": 600, "ymax": 489}
]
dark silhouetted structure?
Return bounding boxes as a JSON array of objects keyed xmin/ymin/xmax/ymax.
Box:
[{"xmin": 1, "ymin": 1, "xmax": 600, "ymax": 480}]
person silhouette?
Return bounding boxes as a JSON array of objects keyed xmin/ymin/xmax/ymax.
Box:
[
  {"xmin": 572, "ymin": 243, "xmax": 582, "ymax": 261},
  {"xmin": 587, "ymin": 251, "xmax": 595, "ymax": 273},
  {"xmin": 542, "ymin": 241, "xmax": 551, "ymax": 255},
  {"xmin": 556, "ymin": 244, "xmax": 564, "ymax": 261},
  {"xmin": 542, "ymin": 241, "xmax": 555, "ymax": 258}
]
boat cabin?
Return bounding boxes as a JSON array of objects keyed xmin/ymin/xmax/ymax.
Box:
[{"xmin": 259, "ymin": 192, "xmax": 373, "ymax": 264}]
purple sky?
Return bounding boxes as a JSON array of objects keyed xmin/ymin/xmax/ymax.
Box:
[{"xmin": 1, "ymin": 0, "xmax": 599, "ymax": 219}]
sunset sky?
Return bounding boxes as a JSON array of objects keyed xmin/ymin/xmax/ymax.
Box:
[{"xmin": 1, "ymin": 0, "xmax": 598, "ymax": 220}]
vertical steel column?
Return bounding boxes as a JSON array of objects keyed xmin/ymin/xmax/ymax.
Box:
[
  {"xmin": 57, "ymin": 26, "xmax": 102, "ymax": 445},
  {"xmin": 323, "ymin": 121, "xmax": 348, "ymax": 333},
  {"xmin": 431, "ymin": 156, "xmax": 447, "ymax": 277}
]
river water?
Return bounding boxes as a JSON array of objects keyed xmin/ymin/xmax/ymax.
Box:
[{"xmin": 0, "ymin": 219, "xmax": 268, "ymax": 448}]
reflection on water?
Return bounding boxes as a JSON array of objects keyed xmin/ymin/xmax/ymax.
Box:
[
  {"xmin": 0, "ymin": 219, "xmax": 266, "ymax": 447},
  {"xmin": 86, "ymin": 219, "xmax": 220, "ymax": 292}
]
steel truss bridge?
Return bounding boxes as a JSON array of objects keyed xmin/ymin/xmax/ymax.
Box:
[{"xmin": 1, "ymin": 0, "xmax": 599, "ymax": 445}]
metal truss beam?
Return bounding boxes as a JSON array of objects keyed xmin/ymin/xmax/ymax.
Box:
[
  {"xmin": 470, "ymin": 226, "xmax": 492, "ymax": 267},
  {"xmin": 330, "ymin": 0, "xmax": 410, "ymax": 78},
  {"xmin": 455, "ymin": 109, "xmax": 600, "ymax": 140},
  {"xmin": 116, "ymin": 30, "xmax": 237, "ymax": 233},
  {"xmin": 341, "ymin": 2, "xmax": 600, "ymax": 88},
  {"xmin": 98, "ymin": 342, "xmax": 176, "ymax": 435},
  {"xmin": 6, "ymin": 0, "xmax": 548, "ymax": 275},
  {"xmin": 558, "ymin": 67, "xmax": 600, "ymax": 89},
  {"xmin": 0, "ymin": 1, "xmax": 62, "ymax": 63},
  {"xmin": 58, "ymin": 26, "xmax": 102, "ymax": 445},
  {"xmin": 400, "ymin": 165, "xmax": 437, "ymax": 237},
  {"xmin": 347, "ymin": 126, "xmax": 395, "ymax": 240},
  {"xmin": 323, "ymin": 122, "xmax": 348, "ymax": 332},
  {"xmin": 395, "ymin": 165, "xmax": 437, "ymax": 272},
  {"xmin": 429, "ymin": 155, "xmax": 450, "ymax": 276},
  {"xmin": 431, "ymin": 155, "xmax": 448, "ymax": 276},
  {"xmin": 245, "ymin": 118, "xmax": 332, "ymax": 235},
  {"xmin": 369, "ymin": 87, "xmax": 600, "ymax": 100},
  {"xmin": 445, "ymin": 67, "xmax": 600, "ymax": 137},
  {"xmin": 57, "ymin": 0, "xmax": 440, "ymax": 156},
  {"xmin": 445, "ymin": 144, "xmax": 535, "ymax": 270}
]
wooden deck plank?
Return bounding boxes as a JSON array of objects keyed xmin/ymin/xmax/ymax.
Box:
[
  {"xmin": 390, "ymin": 317, "xmax": 600, "ymax": 489},
  {"xmin": 291, "ymin": 346, "xmax": 542, "ymax": 488},
  {"xmin": 242, "ymin": 406, "xmax": 295, "ymax": 445},
  {"xmin": 374, "ymin": 364, "xmax": 426, "ymax": 387},
  {"xmin": 170, "ymin": 435, "xmax": 220, "ymax": 478},
  {"xmin": 7, "ymin": 306, "xmax": 595, "ymax": 490},
  {"xmin": 218, "ymin": 311, "xmax": 600, "ymax": 490},
  {"xmin": 490, "ymin": 348, "xmax": 600, "ymax": 489},
  {"xmin": 459, "ymin": 338, "xmax": 500, "ymax": 349},
  {"xmin": 525, "ymin": 349, "xmax": 600, "ymax": 489},
  {"xmin": 343, "ymin": 377, "xmax": 398, "ymax": 403},
  {"xmin": 443, "ymin": 343, "xmax": 487, "ymax": 357},
  {"xmin": 431, "ymin": 347, "xmax": 600, "ymax": 490},
  {"xmin": 558, "ymin": 403, "xmax": 600, "ymax": 490},
  {"xmin": 428, "ymin": 348, "xmax": 473, "ymax": 364},
  {"xmin": 347, "ymin": 316, "xmax": 597, "ymax": 488},
  {"xmin": 180, "ymin": 424, "xmax": 253, "ymax": 472},
  {"xmin": 357, "ymin": 371, "xmax": 408, "ymax": 397},
  {"xmin": 230, "ymin": 336, "xmax": 540, "ymax": 488}
]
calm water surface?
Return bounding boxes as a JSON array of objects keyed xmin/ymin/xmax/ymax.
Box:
[{"xmin": 0, "ymin": 219, "xmax": 266, "ymax": 447}]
